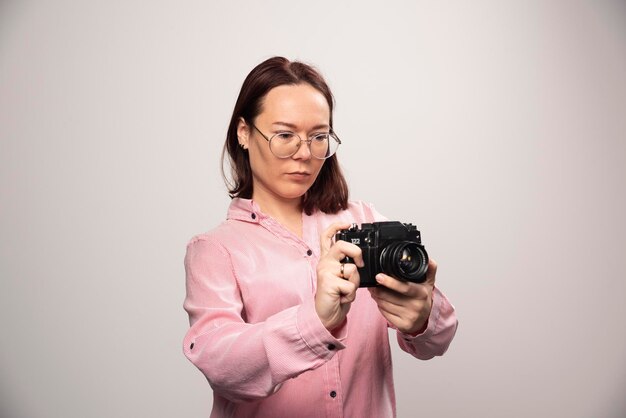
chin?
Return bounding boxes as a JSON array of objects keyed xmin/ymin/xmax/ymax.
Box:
[{"xmin": 278, "ymin": 183, "xmax": 313, "ymax": 200}]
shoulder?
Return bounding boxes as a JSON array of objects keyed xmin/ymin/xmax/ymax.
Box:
[
  {"xmin": 346, "ymin": 200, "xmax": 383, "ymax": 221},
  {"xmin": 346, "ymin": 200, "xmax": 388, "ymax": 223},
  {"xmin": 315, "ymin": 200, "xmax": 388, "ymax": 224},
  {"xmin": 186, "ymin": 220, "xmax": 240, "ymax": 253}
]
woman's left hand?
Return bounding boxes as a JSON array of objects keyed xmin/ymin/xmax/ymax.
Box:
[{"xmin": 368, "ymin": 258, "xmax": 437, "ymax": 335}]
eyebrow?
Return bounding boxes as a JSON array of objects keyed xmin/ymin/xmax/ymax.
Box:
[{"xmin": 271, "ymin": 121, "xmax": 330, "ymax": 131}]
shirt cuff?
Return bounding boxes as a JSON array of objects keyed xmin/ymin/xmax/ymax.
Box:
[
  {"xmin": 399, "ymin": 286, "xmax": 443, "ymax": 343},
  {"xmin": 296, "ymin": 298, "xmax": 347, "ymax": 357}
]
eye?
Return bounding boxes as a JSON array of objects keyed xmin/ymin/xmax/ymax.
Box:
[
  {"xmin": 274, "ymin": 132, "xmax": 297, "ymax": 142},
  {"xmin": 311, "ymin": 133, "xmax": 330, "ymax": 143}
]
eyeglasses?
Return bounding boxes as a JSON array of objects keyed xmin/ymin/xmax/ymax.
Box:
[{"xmin": 250, "ymin": 123, "xmax": 341, "ymax": 160}]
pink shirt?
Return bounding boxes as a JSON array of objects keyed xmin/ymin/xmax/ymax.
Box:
[{"xmin": 183, "ymin": 198, "xmax": 458, "ymax": 418}]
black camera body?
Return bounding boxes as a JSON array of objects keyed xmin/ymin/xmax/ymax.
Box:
[{"xmin": 335, "ymin": 221, "xmax": 429, "ymax": 287}]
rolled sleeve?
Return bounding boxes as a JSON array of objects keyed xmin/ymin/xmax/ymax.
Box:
[
  {"xmin": 183, "ymin": 235, "xmax": 346, "ymax": 402},
  {"xmin": 397, "ymin": 286, "xmax": 458, "ymax": 360}
]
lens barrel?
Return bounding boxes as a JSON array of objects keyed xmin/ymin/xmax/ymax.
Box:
[{"xmin": 379, "ymin": 241, "xmax": 428, "ymax": 283}]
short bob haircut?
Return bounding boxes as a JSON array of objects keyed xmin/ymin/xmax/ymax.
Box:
[{"xmin": 221, "ymin": 56, "xmax": 349, "ymax": 215}]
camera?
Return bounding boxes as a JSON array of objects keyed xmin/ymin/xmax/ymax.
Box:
[{"xmin": 335, "ymin": 221, "xmax": 429, "ymax": 287}]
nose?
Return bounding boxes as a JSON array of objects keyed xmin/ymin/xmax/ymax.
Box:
[{"xmin": 292, "ymin": 138, "xmax": 313, "ymax": 160}]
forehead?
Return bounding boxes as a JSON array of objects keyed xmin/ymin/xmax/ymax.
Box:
[{"xmin": 257, "ymin": 83, "xmax": 330, "ymax": 125}]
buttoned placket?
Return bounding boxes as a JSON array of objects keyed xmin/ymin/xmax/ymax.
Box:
[
  {"xmin": 303, "ymin": 211, "xmax": 345, "ymax": 417},
  {"xmin": 257, "ymin": 215, "xmax": 318, "ymax": 292},
  {"xmin": 324, "ymin": 352, "xmax": 345, "ymax": 417},
  {"xmin": 245, "ymin": 205, "xmax": 347, "ymax": 416}
]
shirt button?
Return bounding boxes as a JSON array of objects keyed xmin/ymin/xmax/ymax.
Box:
[
  {"xmin": 306, "ymin": 249, "xmax": 312, "ymax": 256},
  {"xmin": 251, "ymin": 213, "xmax": 256, "ymax": 220},
  {"xmin": 330, "ymin": 390, "xmax": 337, "ymax": 398},
  {"xmin": 327, "ymin": 343, "xmax": 335, "ymax": 350},
  {"xmin": 189, "ymin": 343, "xmax": 194, "ymax": 350}
]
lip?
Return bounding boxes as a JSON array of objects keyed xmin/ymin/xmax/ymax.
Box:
[{"xmin": 285, "ymin": 172, "xmax": 311, "ymax": 180}]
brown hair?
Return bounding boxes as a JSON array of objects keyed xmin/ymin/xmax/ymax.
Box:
[{"xmin": 221, "ymin": 56, "xmax": 349, "ymax": 215}]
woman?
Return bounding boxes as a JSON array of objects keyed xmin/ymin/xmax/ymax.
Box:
[{"xmin": 183, "ymin": 56, "xmax": 458, "ymax": 418}]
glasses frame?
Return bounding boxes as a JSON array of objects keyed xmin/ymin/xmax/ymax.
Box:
[{"xmin": 249, "ymin": 123, "xmax": 341, "ymax": 160}]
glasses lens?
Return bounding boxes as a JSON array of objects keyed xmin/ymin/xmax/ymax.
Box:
[
  {"xmin": 310, "ymin": 134, "xmax": 329, "ymax": 159},
  {"xmin": 270, "ymin": 133, "xmax": 301, "ymax": 158},
  {"xmin": 269, "ymin": 132, "xmax": 340, "ymax": 159},
  {"xmin": 311, "ymin": 133, "xmax": 340, "ymax": 159}
]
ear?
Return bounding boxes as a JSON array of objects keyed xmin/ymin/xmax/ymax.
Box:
[{"xmin": 237, "ymin": 117, "xmax": 250, "ymax": 150}]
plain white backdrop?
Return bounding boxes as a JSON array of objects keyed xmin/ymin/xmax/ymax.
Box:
[{"xmin": 1, "ymin": 1, "xmax": 625, "ymax": 417}]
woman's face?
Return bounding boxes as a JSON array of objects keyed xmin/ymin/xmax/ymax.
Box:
[{"xmin": 238, "ymin": 83, "xmax": 330, "ymax": 207}]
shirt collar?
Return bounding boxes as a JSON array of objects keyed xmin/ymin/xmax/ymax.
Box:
[
  {"xmin": 226, "ymin": 198, "xmax": 265, "ymax": 224},
  {"xmin": 226, "ymin": 197, "xmax": 319, "ymax": 255}
]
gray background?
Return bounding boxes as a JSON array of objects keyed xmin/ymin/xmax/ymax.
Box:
[{"xmin": 1, "ymin": 1, "xmax": 625, "ymax": 417}]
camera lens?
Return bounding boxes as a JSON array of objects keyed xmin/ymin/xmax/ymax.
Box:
[
  {"xmin": 398, "ymin": 248, "xmax": 415, "ymax": 271},
  {"xmin": 379, "ymin": 241, "xmax": 428, "ymax": 283}
]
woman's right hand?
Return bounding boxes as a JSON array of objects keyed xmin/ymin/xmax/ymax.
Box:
[{"xmin": 315, "ymin": 222, "xmax": 364, "ymax": 332}]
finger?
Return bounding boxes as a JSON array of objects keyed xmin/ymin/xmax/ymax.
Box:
[
  {"xmin": 377, "ymin": 267, "xmax": 436, "ymax": 295},
  {"xmin": 328, "ymin": 240, "xmax": 364, "ymax": 267},
  {"xmin": 370, "ymin": 293, "xmax": 407, "ymax": 317},
  {"xmin": 342, "ymin": 263, "xmax": 361, "ymax": 289},
  {"xmin": 373, "ymin": 305, "xmax": 404, "ymax": 328},
  {"xmin": 374, "ymin": 273, "xmax": 416, "ymax": 295},
  {"xmin": 377, "ymin": 304, "xmax": 425, "ymax": 335},
  {"xmin": 424, "ymin": 258, "xmax": 438, "ymax": 285},
  {"xmin": 370, "ymin": 292, "xmax": 426, "ymax": 327},
  {"xmin": 339, "ymin": 262, "xmax": 357, "ymax": 279},
  {"xmin": 335, "ymin": 277, "xmax": 358, "ymax": 303},
  {"xmin": 320, "ymin": 222, "xmax": 353, "ymax": 256},
  {"xmin": 369, "ymin": 286, "xmax": 412, "ymax": 308}
]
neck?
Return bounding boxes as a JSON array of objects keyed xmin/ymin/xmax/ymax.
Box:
[{"xmin": 252, "ymin": 192, "xmax": 304, "ymax": 238}]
